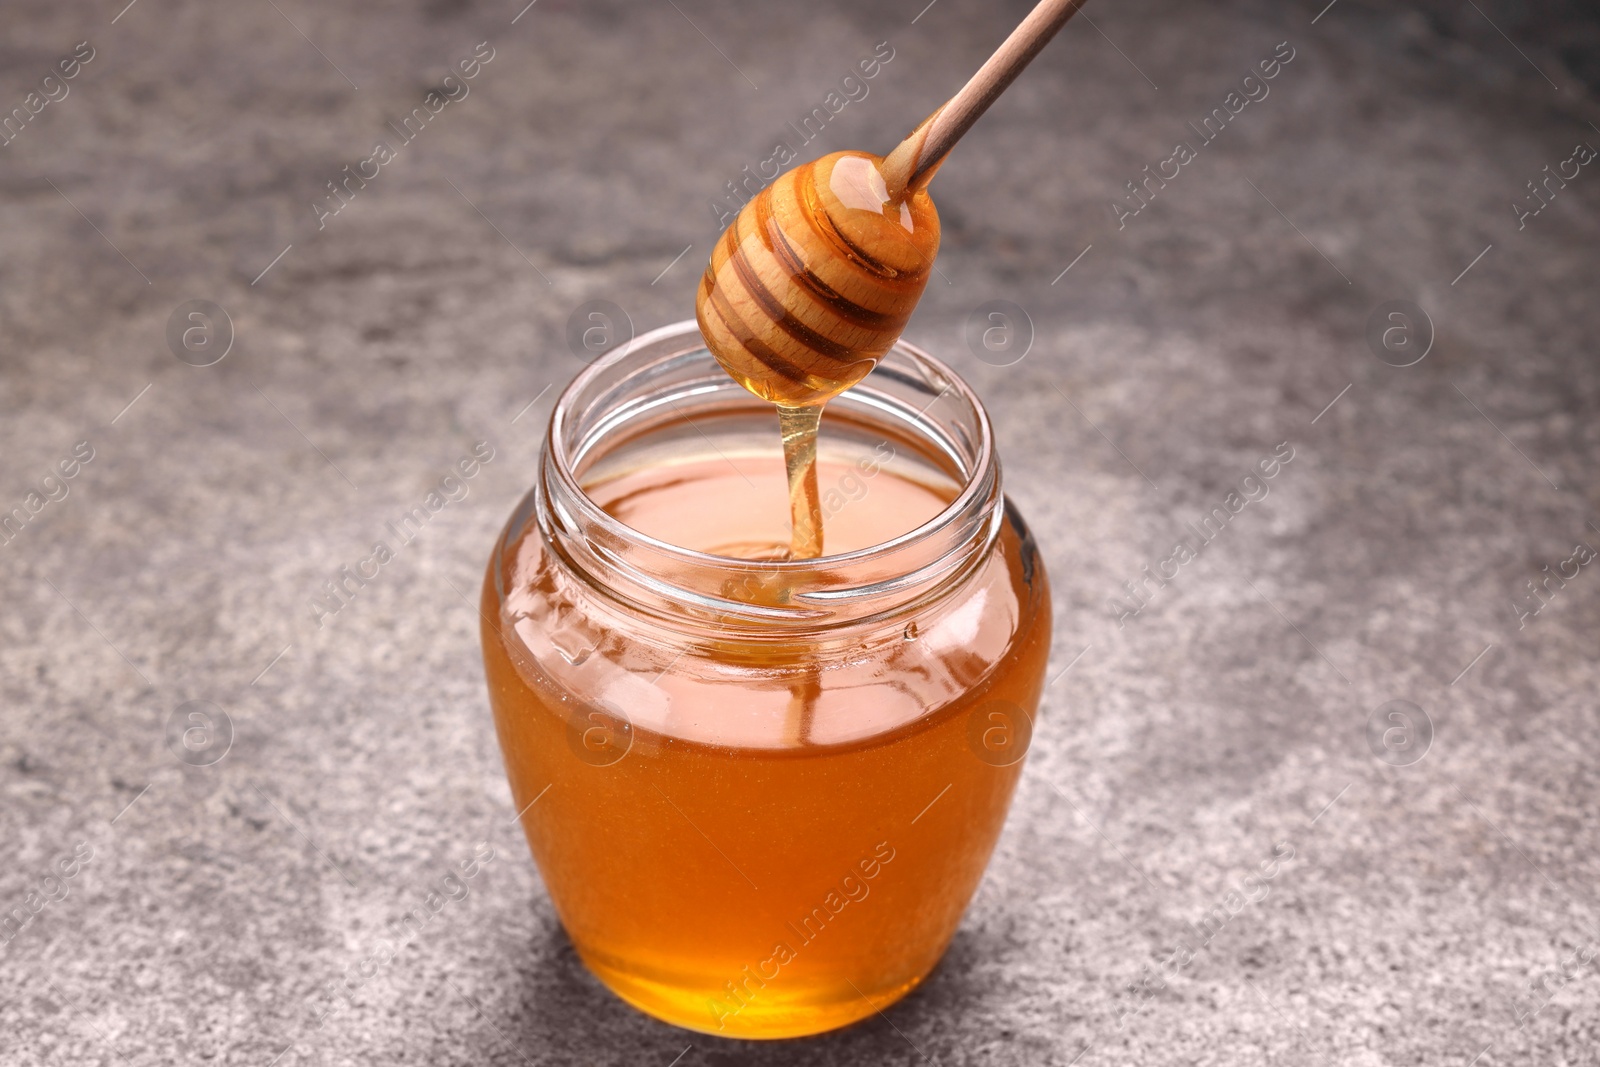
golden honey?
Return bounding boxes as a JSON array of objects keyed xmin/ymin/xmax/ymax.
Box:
[{"xmin": 479, "ymin": 328, "xmax": 1050, "ymax": 1038}]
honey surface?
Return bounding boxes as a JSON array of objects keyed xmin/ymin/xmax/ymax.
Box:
[{"xmin": 588, "ymin": 453, "xmax": 946, "ymax": 559}]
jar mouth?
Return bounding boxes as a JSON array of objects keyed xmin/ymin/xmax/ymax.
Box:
[{"xmin": 533, "ymin": 320, "xmax": 1000, "ymax": 631}]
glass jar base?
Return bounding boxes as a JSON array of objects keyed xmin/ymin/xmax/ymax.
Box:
[{"xmin": 582, "ymin": 949, "xmax": 929, "ymax": 1039}]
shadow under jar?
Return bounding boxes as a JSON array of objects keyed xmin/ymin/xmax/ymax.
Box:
[{"xmin": 480, "ymin": 321, "xmax": 1051, "ymax": 1039}]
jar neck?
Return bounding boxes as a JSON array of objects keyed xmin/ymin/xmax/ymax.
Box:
[{"xmin": 533, "ymin": 321, "xmax": 1001, "ymax": 637}]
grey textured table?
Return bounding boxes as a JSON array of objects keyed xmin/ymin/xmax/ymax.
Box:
[{"xmin": 3, "ymin": 0, "xmax": 1598, "ymax": 1063}]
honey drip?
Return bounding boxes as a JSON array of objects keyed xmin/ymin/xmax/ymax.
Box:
[
  {"xmin": 696, "ymin": 150, "xmax": 941, "ymax": 560},
  {"xmin": 775, "ymin": 404, "xmax": 823, "ymax": 558}
]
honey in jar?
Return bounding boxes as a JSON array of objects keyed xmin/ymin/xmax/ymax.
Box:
[{"xmin": 480, "ymin": 323, "xmax": 1051, "ymax": 1038}]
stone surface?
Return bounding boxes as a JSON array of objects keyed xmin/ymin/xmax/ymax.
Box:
[{"xmin": 2, "ymin": 0, "xmax": 1598, "ymax": 1064}]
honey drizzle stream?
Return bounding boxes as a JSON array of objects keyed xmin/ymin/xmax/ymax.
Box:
[
  {"xmin": 776, "ymin": 402, "xmax": 825, "ymax": 745},
  {"xmin": 776, "ymin": 403, "xmax": 825, "ymax": 560}
]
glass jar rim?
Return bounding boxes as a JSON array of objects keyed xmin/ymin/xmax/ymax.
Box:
[{"xmin": 532, "ymin": 320, "xmax": 1002, "ymax": 631}]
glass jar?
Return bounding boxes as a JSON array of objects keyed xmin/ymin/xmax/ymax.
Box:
[{"xmin": 479, "ymin": 320, "xmax": 1051, "ymax": 1039}]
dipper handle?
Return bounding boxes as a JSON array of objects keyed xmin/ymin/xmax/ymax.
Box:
[{"xmin": 881, "ymin": 0, "xmax": 1090, "ymax": 200}]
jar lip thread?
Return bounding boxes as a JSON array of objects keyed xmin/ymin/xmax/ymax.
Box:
[{"xmin": 534, "ymin": 320, "xmax": 1000, "ymax": 629}]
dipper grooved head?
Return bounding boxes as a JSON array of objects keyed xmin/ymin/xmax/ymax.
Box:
[{"xmin": 696, "ymin": 150, "xmax": 940, "ymax": 407}]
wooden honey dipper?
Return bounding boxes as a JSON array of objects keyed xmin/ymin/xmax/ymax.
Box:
[{"xmin": 696, "ymin": 0, "xmax": 1090, "ymax": 559}]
